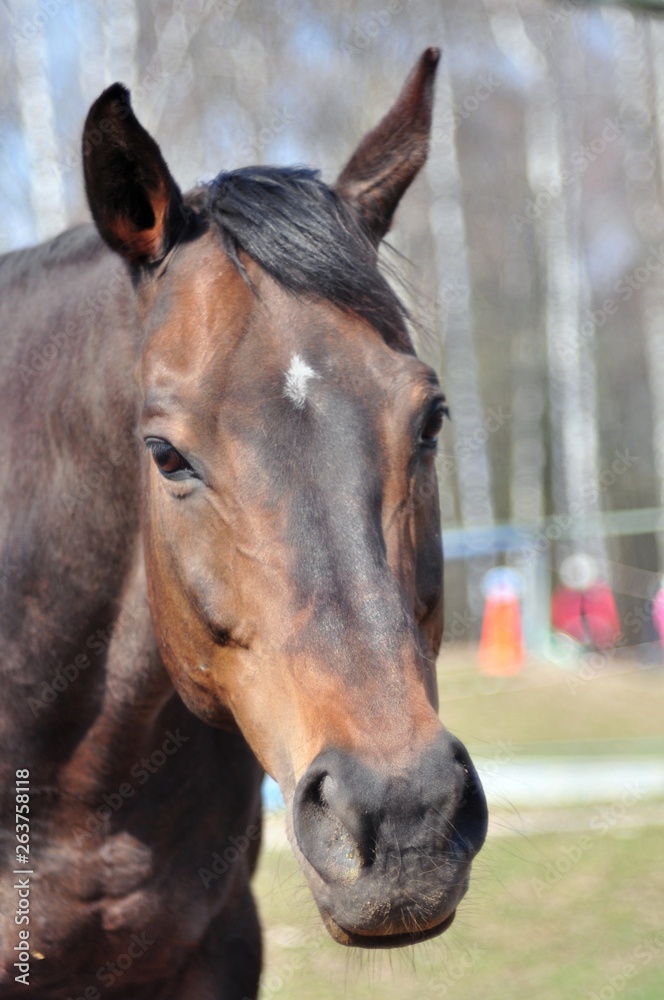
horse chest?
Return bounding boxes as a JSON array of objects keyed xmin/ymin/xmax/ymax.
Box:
[
  {"xmin": 1, "ymin": 605, "xmax": 261, "ymax": 994},
  {"xmin": 1, "ymin": 749, "xmax": 260, "ymax": 995}
]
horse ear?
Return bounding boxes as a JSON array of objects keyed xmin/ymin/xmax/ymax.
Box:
[
  {"xmin": 335, "ymin": 47, "xmax": 440, "ymax": 246},
  {"xmin": 83, "ymin": 84, "xmax": 186, "ymax": 266}
]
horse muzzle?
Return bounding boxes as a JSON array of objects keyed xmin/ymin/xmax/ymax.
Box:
[{"xmin": 291, "ymin": 733, "xmax": 488, "ymax": 948}]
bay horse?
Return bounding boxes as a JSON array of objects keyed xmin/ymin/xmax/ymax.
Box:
[{"xmin": 0, "ymin": 49, "xmax": 487, "ymax": 999}]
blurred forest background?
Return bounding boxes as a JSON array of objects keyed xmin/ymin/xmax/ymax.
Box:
[{"xmin": 2, "ymin": 0, "xmax": 664, "ymax": 643}]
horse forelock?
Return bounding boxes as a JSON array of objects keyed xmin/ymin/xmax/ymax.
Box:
[{"xmin": 201, "ymin": 166, "xmax": 413, "ymax": 352}]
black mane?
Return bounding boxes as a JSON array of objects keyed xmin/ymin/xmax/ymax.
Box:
[{"xmin": 205, "ymin": 166, "xmax": 411, "ymax": 351}]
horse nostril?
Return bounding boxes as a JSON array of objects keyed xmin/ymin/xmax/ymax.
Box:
[
  {"xmin": 301, "ymin": 771, "xmax": 331, "ymax": 814},
  {"xmin": 294, "ymin": 765, "xmax": 366, "ymax": 883},
  {"xmin": 319, "ymin": 774, "xmax": 334, "ymax": 809},
  {"xmin": 452, "ymin": 745, "xmax": 488, "ymax": 854}
]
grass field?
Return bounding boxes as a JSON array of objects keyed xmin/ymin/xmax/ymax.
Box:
[
  {"xmin": 254, "ymin": 647, "xmax": 664, "ymax": 999},
  {"xmin": 255, "ymin": 827, "xmax": 663, "ymax": 1000},
  {"xmin": 436, "ymin": 645, "xmax": 664, "ymax": 754}
]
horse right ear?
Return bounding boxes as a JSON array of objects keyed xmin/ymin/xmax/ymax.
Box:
[
  {"xmin": 335, "ymin": 48, "xmax": 440, "ymax": 246},
  {"xmin": 83, "ymin": 84, "xmax": 186, "ymax": 266}
]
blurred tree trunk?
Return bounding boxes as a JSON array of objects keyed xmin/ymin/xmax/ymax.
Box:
[
  {"xmin": 605, "ymin": 9, "xmax": 664, "ymax": 566},
  {"xmin": 428, "ymin": 13, "xmax": 496, "ymax": 616},
  {"xmin": 513, "ymin": 4, "xmax": 606, "ymax": 575},
  {"xmin": 104, "ymin": 0, "xmax": 140, "ymax": 91},
  {"xmin": 9, "ymin": 0, "xmax": 68, "ymax": 244},
  {"xmin": 488, "ymin": 5, "xmax": 547, "ymax": 534},
  {"xmin": 488, "ymin": 5, "xmax": 551, "ymax": 648}
]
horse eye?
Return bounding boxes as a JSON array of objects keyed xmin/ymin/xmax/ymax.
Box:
[
  {"xmin": 155, "ymin": 446, "xmax": 185, "ymax": 474},
  {"xmin": 420, "ymin": 403, "xmax": 447, "ymax": 449},
  {"xmin": 145, "ymin": 439, "xmax": 193, "ymax": 478}
]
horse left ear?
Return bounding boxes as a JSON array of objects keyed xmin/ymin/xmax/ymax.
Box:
[
  {"xmin": 83, "ymin": 83, "xmax": 186, "ymax": 266},
  {"xmin": 335, "ymin": 47, "xmax": 440, "ymax": 246}
]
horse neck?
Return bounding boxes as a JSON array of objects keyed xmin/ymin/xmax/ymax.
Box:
[
  {"xmin": 0, "ymin": 226, "xmax": 174, "ymax": 796},
  {"xmin": 55, "ymin": 539, "xmax": 177, "ymax": 804}
]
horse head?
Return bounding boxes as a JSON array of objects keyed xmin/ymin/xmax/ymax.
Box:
[{"xmin": 82, "ymin": 48, "xmax": 487, "ymax": 948}]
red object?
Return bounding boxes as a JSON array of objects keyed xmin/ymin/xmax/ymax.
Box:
[
  {"xmin": 551, "ymin": 583, "xmax": 620, "ymax": 649},
  {"xmin": 479, "ymin": 593, "xmax": 525, "ymax": 676}
]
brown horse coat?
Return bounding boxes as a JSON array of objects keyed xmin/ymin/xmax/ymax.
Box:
[{"xmin": 0, "ymin": 50, "xmax": 486, "ymax": 999}]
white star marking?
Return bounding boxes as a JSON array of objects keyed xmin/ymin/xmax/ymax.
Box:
[{"xmin": 283, "ymin": 353, "xmax": 320, "ymax": 409}]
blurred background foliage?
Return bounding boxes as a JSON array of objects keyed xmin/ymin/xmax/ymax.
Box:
[{"xmin": 2, "ymin": 0, "xmax": 664, "ymax": 638}]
